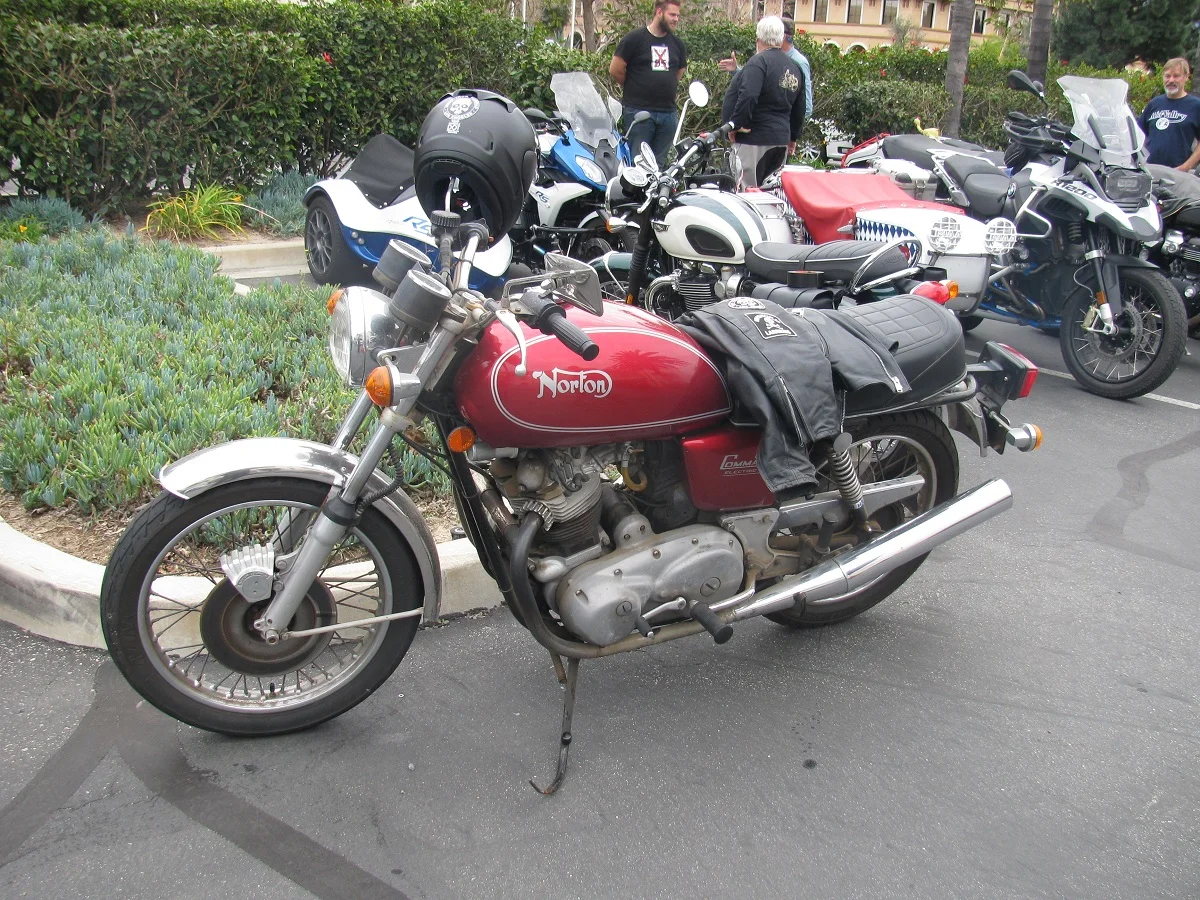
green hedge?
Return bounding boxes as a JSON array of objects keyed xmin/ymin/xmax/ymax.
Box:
[{"xmin": 0, "ymin": 3, "xmax": 1169, "ymax": 215}]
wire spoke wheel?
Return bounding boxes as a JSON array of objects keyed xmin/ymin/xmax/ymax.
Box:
[
  {"xmin": 765, "ymin": 411, "xmax": 958, "ymax": 629},
  {"xmin": 102, "ymin": 478, "xmax": 422, "ymax": 735},
  {"xmin": 1060, "ymin": 267, "xmax": 1187, "ymax": 399}
]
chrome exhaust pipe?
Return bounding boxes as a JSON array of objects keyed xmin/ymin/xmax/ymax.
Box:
[{"xmin": 729, "ymin": 478, "xmax": 1013, "ymax": 622}]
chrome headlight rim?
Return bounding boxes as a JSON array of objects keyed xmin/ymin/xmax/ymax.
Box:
[{"xmin": 327, "ymin": 286, "xmax": 397, "ymax": 387}]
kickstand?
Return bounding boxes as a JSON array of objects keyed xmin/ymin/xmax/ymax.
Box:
[{"xmin": 530, "ymin": 656, "xmax": 581, "ymax": 796}]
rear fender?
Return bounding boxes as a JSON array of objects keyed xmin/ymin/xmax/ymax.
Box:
[{"xmin": 160, "ymin": 437, "xmax": 442, "ymax": 623}]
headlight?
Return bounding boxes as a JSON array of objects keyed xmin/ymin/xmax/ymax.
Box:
[
  {"xmin": 928, "ymin": 215, "xmax": 963, "ymax": 253},
  {"xmin": 577, "ymin": 157, "xmax": 606, "ymax": 184},
  {"xmin": 619, "ymin": 164, "xmax": 649, "ymax": 192},
  {"xmin": 1162, "ymin": 229, "xmax": 1185, "ymax": 255},
  {"xmin": 327, "ymin": 286, "xmax": 399, "ymax": 386},
  {"xmin": 984, "ymin": 217, "xmax": 1018, "ymax": 255},
  {"xmin": 1103, "ymin": 168, "xmax": 1153, "ymax": 206}
]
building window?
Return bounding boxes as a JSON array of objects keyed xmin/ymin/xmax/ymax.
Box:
[
  {"xmin": 882, "ymin": 0, "xmax": 898, "ymax": 24},
  {"xmin": 921, "ymin": 0, "xmax": 935, "ymax": 27},
  {"xmin": 973, "ymin": 6, "xmax": 986, "ymax": 33},
  {"xmin": 847, "ymin": 0, "xmax": 863, "ymax": 24},
  {"xmin": 813, "ymin": 0, "xmax": 828, "ymax": 22}
]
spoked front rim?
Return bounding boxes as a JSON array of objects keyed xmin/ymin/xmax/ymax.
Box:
[
  {"xmin": 598, "ymin": 278, "xmax": 627, "ymax": 304},
  {"xmin": 137, "ymin": 498, "xmax": 394, "ymax": 714},
  {"xmin": 1068, "ymin": 285, "xmax": 1165, "ymax": 383},
  {"xmin": 305, "ymin": 207, "xmax": 334, "ymax": 275}
]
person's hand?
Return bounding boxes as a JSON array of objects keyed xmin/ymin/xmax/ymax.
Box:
[
  {"xmin": 718, "ymin": 52, "xmax": 737, "ymax": 73},
  {"xmin": 788, "ymin": 141, "xmax": 796, "ymax": 156},
  {"xmin": 1175, "ymin": 163, "xmax": 1195, "ymax": 173}
]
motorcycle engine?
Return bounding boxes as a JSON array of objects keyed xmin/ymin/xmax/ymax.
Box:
[
  {"xmin": 648, "ymin": 263, "xmax": 733, "ymax": 315},
  {"xmin": 487, "ymin": 444, "xmax": 744, "ymax": 646}
]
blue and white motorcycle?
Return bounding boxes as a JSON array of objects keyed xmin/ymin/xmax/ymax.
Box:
[
  {"xmin": 303, "ymin": 72, "xmax": 636, "ymax": 288},
  {"xmin": 302, "ymin": 134, "xmax": 516, "ymax": 292},
  {"xmin": 512, "ymin": 72, "xmax": 639, "ymax": 264}
]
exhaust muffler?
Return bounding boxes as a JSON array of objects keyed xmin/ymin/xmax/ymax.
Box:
[{"xmin": 730, "ymin": 478, "xmax": 1012, "ymax": 621}]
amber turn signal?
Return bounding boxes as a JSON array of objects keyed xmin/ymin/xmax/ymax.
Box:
[
  {"xmin": 446, "ymin": 426, "xmax": 476, "ymax": 453},
  {"xmin": 364, "ymin": 366, "xmax": 393, "ymax": 406},
  {"xmin": 944, "ymin": 280, "xmax": 959, "ymax": 299},
  {"xmin": 326, "ymin": 288, "xmax": 345, "ymax": 315}
]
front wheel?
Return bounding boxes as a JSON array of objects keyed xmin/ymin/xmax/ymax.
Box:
[
  {"xmin": 304, "ymin": 195, "xmax": 369, "ymax": 286},
  {"xmin": 101, "ymin": 477, "xmax": 424, "ymax": 736},
  {"xmin": 765, "ymin": 410, "xmax": 959, "ymax": 629},
  {"xmin": 1059, "ymin": 268, "xmax": 1187, "ymax": 399}
]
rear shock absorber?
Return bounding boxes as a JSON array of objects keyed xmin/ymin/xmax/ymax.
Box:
[{"xmin": 826, "ymin": 433, "xmax": 869, "ymax": 530}]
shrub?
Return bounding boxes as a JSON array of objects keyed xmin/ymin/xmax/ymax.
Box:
[
  {"xmin": 0, "ymin": 230, "xmax": 446, "ymax": 512},
  {"xmin": 143, "ymin": 184, "xmax": 247, "ymax": 241},
  {"xmin": 0, "ymin": 197, "xmax": 88, "ymax": 235},
  {"xmin": 242, "ymin": 171, "xmax": 321, "ymax": 236},
  {"xmin": 0, "ymin": 219, "xmax": 44, "ymax": 243}
]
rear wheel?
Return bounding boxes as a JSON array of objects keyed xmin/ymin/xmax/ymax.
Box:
[
  {"xmin": 304, "ymin": 195, "xmax": 368, "ymax": 286},
  {"xmin": 765, "ymin": 411, "xmax": 959, "ymax": 629},
  {"xmin": 957, "ymin": 314, "xmax": 983, "ymax": 332},
  {"xmin": 101, "ymin": 477, "xmax": 423, "ymax": 735},
  {"xmin": 1059, "ymin": 267, "xmax": 1187, "ymax": 399}
]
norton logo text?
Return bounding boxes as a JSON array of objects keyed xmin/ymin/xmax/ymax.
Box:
[{"xmin": 533, "ymin": 367, "xmax": 613, "ymax": 400}]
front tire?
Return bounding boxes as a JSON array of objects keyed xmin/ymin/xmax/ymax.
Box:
[
  {"xmin": 304, "ymin": 195, "xmax": 369, "ymax": 286},
  {"xmin": 101, "ymin": 477, "xmax": 423, "ymax": 736},
  {"xmin": 1059, "ymin": 268, "xmax": 1187, "ymax": 399},
  {"xmin": 766, "ymin": 411, "xmax": 959, "ymax": 629}
]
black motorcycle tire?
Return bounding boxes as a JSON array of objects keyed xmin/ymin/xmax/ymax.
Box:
[
  {"xmin": 101, "ymin": 477, "xmax": 422, "ymax": 736},
  {"xmin": 304, "ymin": 195, "xmax": 369, "ymax": 286},
  {"xmin": 957, "ymin": 314, "xmax": 983, "ymax": 332},
  {"xmin": 1058, "ymin": 267, "xmax": 1187, "ymax": 400},
  {"xmin": 765, "ymin": 410, "xmax": 959, "ymax": 629}
]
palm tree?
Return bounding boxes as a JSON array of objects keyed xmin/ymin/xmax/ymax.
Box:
[
  {"xmin": 1026, "ymin": 0, "xmax": 1054, "ymax": 87},
  {"xmin": 943, "ymin": 0, "xmax": 976, "ymax": 137}
]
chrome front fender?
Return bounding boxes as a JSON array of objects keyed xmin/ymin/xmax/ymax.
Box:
[{"xmin": 160, "ymin": 437, "xmax": 442, "ymax": 623}]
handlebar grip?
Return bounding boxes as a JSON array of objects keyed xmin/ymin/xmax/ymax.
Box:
[{"xmin": 546, "ymin": 314, "xmax": 599, "ymax": 361}]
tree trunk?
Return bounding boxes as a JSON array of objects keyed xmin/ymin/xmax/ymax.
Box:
[
  {"xmin": 943, "ymin": 0, "xmax": 975, "ymax": 137},
  {"xmin": 1026, "ymin": 0, "xmax": 1053, "ymax": 87},
  {"xmin": 581, "ymin": 0, "xmax": 596, "ymax": 52}
]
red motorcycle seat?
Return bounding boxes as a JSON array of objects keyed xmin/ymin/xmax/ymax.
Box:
[{"xmin": 779, "ymin": 172, "xmax": 959, "ymax": 243}]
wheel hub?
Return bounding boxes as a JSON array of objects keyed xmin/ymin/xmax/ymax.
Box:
[{"xmin": 199, "ymin": 579, "xmax": 336, "ymax": 676}]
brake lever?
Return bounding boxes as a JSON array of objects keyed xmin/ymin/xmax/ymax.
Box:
[{"xmin": 494, "ymin": 309, "xmax": 530, "ymax": 376}]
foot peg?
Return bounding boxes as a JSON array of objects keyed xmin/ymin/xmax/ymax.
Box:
[{"xmin": 689, "ymin": 601, "xmax": 733, "ymax": 644}]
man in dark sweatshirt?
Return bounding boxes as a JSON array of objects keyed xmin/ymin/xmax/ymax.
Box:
[{"xmin": 724, "ymin": 16, "xmax": 806, "ymax": 188}]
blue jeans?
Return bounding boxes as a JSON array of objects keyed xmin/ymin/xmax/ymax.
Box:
[{"xmin": 623, "ymin": 107, "xmax": 679, "ymax": 166}]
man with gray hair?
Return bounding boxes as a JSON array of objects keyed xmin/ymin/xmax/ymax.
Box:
[{"xmin": 723, "ymin": 16, "xmax": 806, "ymax": 187}]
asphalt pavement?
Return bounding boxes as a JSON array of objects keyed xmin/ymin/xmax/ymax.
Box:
[{"xmin": 1, "ymin": 317, "xmax": 1198, "ymax": 898}]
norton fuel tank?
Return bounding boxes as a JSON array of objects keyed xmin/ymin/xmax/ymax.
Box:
[{"xmin": 455, "ymin": 303, "xmax": 731, "ymax": 448}]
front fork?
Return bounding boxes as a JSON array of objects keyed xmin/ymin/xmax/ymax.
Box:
[
  {"xmin": 1082, "ymin": 236, "xmax": 1122, "ymax": 336},
  {"xmin": 252, "ymin": 330, "xmax": 455, "ymax": 643}
]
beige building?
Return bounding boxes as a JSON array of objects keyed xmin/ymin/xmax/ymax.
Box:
[{"xmin": 787, "ymin": 0, "xmax": 1023, "ymax": 51}]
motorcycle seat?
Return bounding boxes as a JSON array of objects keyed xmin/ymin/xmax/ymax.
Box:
[
  {"xmin": 839, "ymin": 294, "xmax": 967, "ymax": 414},
  {"xmin": 747, "ymin": 240, "xmax": 900, "ymax": 285},
  {"xmin": 883, "ymin": 134, "xmax": 1006, "ymax": 172},
  {"xmin": 1173, "ymin": 205, "xmax": 1200, "ymax": 228},
  {"xmin": 944, "ymin": 154, "xmax": 1011, "ymax": 218},
  {"xmin": 344, "ymin": 134, "xmax": 416, "ymax": 209}
]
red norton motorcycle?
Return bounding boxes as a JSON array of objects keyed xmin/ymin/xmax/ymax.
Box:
[{"xmin": 100, "ymin": 90, "xmax": 1043, "ymax": 794}]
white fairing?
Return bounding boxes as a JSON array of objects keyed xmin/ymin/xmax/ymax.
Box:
[
  {"xmin": 309, "ymin": 180, "xmax": 513, "ymax": 277},
  {"xmin": 655, "ymin": 189, "xmax": 773, "ymax": 264},
  {"xmin": 855, "ymin": 206, "xmax": 992, "ymax": 300},
  {"xmin": 528, "ymin": 182, "xmax": 592, "ymax": 228}
]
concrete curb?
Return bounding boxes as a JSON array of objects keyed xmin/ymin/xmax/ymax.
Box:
[
  {"xmin": 0, "ymin": 515, "xmax": 502, "ymax": 651},
  {"xmin": 0, "ymin": 242, "xmax": 503, "ymax": 649}
]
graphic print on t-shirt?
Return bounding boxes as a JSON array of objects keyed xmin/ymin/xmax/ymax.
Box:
[
  {"xmin": 651, "ymin": 45, "xmax": 670, "ymax": 71},
  {"xmin": 1149, "ymin": 109, "xmax": 1190, "ymax": 130}
]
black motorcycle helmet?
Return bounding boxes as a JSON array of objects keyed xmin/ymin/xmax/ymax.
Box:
[{"xmin": 414, "ymin": 89, "xmax": 538, "ymax": 238}]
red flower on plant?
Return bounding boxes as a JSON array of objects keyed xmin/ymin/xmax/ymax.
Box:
[
  {"xmin": 880, "ymin": 68, "xmax": 887, "ymax": 77},
  {"xmin": 322, "ymin": 51, "xmax": 334, "ymax": 65}
]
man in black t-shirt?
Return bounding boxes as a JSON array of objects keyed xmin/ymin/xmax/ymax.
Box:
[
  {"xmin": 609, "ymin": 0, "xmax": 687, "ymax": 164},
  {"xmin": 1138, "ymin": 57, "xmax": 1200, "ymax": 171}
]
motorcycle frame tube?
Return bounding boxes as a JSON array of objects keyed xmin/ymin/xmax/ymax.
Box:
[{"xmin": 158, "ymin": 436, "xmax": 442, "ymax": 623}]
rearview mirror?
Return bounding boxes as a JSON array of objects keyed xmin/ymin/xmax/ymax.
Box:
[
  {"xmin": 499, "ymin": 254, "xmax": 605, "ymax": 316},
  {"xmin": 688, "ymin": 81, "xmax": 710, "ymax": 108}
]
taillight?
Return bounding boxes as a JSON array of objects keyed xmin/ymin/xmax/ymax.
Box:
[
  {"xmin": 998, "ymin": 343, "xmax": 1039, "ymax": 398},
  {"xmin": 912, "ymin": 280, "xmax": 950, "ymax": 304}
]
